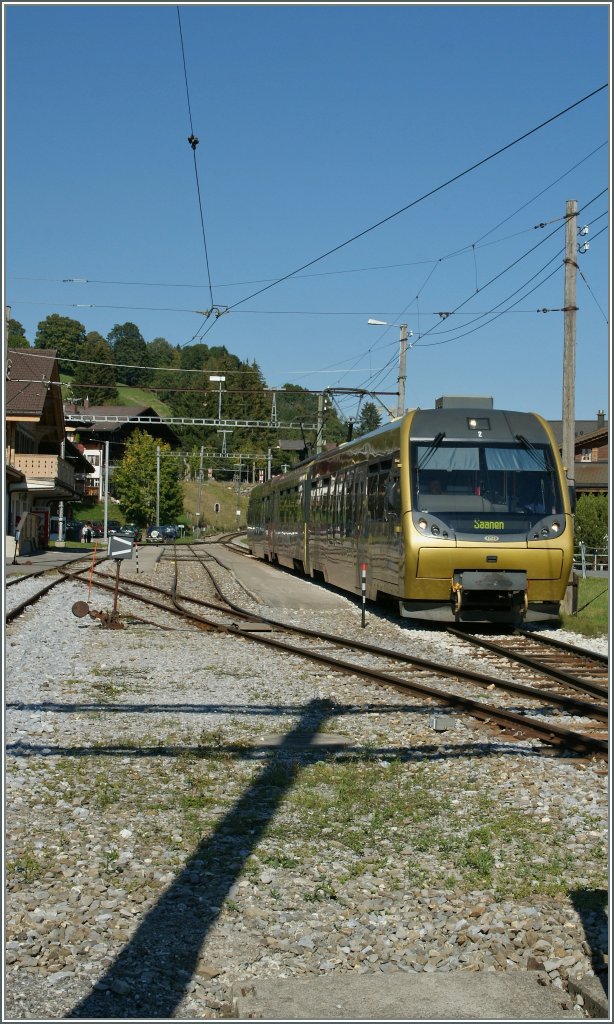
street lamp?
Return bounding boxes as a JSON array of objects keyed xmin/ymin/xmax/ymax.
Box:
[
  {"xmin": 367, "ymin": 319, "xmax": 413, "ymax": 417},
  {"xmin": 209, "ymin": 375, "xmax": 226, "ymax": 421}
]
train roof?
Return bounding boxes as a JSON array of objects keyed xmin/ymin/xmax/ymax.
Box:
[{"xmin": 259, "ymin": 404, "xmax": 554, "ymax": 489}]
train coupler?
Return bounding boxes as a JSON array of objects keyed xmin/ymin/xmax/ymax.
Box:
[{"xmin": 451, "ymin": 570, "xmax": 528, "ymax": 619}]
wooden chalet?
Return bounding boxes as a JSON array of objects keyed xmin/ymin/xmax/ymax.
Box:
[
  {"xmin": 5, "ymin": 348, "xmax": 94, "ymax": 555},
  {"xmin": 549, "ymin": 412, "xmax": 608, "ymax": 497}
]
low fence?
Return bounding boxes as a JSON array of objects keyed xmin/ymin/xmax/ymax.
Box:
[{"xmin": 573, "ymin": 545, "xmax": 609, "ymax": 574}]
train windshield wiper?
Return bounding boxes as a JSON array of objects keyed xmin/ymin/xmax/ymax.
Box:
[
  {"xmin": 417, "ymin": 432, "xmax": 446, "ymax": 470},
  {"xmin": 515, "ymin": 434, "xmax": 548, "ymax": 470}
]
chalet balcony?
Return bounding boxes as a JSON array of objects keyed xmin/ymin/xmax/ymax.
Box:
[{"xmin": 11, "ymin": 453, "xmax": 77, "ymax": 494}]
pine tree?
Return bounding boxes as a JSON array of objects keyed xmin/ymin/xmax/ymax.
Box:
[
  {"xmin": 355, "ymin": 401, "xmax": 383, "ymax": 437},
  {"xmin": 107, "ymin": 322, "xmax": 148, "ymax": 386},
  {"xmin": 71, "ymin": 333, "xmax": 118, "ymax": 405}
]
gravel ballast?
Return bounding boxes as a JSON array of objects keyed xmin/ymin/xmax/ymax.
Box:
[{"xmin": 4, "ymin": 558, "xmax": 608, "ymax": 1019}]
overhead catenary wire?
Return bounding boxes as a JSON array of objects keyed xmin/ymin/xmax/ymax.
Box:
[
  {"xmin": 348, "ymin": 215, "xmax": 607, "ymax": 398},
  {"xmin": 574, "ymin": 225, "xmax": 609, "ymax": 324},
  {"xmin": 412, "ymin": 193, "xmax": 608, "ymax": 346},
  {"xmin": 177, "ymin": 5, "xmax": 215, "ymax": 311},
  {"xmin": 219, "ymin": 85, "xmax": 607, "ymax": 314},
  {"xmin": 12, "ymin": 136, "xmax": 606, "ymax": 295}
]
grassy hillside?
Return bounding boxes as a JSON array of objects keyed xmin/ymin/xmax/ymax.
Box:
[
  {"xmin": 183, "ymin": 477, "xmax": 254, "ymax": 533},
  {"xmin": 115, "ymin": 386, "xmax": 173, "ymax": 416},
  {"xmin": 60, "ymin": 375, "xmax": 172, "ymax": 416}
]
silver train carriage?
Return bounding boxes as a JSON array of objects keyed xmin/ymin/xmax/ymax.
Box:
[{"xmin": 246, "ymin": 397, "xmax": 575, "ymax": 624}]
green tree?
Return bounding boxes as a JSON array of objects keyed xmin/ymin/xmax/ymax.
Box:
[
  {"xmin": 112, "ymin": 431, "xmax": 183, "ymax": 526},
  {"xmin": 8, "ymin": 318, "xmax": 30, "ymax": 348},
  {"xmin": 107, "ymin": 322, "xmax": 148, "ymax": 386},
  {"xmin": 71, "ymin": 332, "xmax": 118, "ymax": 405},
  {"xmin": 180, "ymin": 343, "xmax": 212, "ymax": 372},
  {"xmin": 35, "ymin": 314, "xmax": 86, "ymax": 372},
  {"xmin": 355, "ymin": 401, "xmax": 383, "ymax": 437},
  {"xmin": 145, "ymin": 337, "xmax": 180, "ymax": 387},
  {"xmin": 574, "ymin": 494, "xmax": 608, "ymax": 549}
]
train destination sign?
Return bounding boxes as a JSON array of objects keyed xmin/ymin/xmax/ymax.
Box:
[{"xmin": 108, "ymin": 534, "xmax": 133, "ymax": 559}]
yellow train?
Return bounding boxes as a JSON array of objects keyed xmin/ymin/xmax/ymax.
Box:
[{"xmin": 247, "ymin": 397, "xmax": 575, "ymax": 624}]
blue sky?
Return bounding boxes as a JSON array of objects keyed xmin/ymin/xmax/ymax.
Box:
[{"xmin": 4, "ymin": 3, "xmax": 610, "ymax": 424}]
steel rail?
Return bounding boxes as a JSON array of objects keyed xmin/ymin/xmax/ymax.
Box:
[
  {"xmin": 447, "ymin": 627, "xmax": 608, "ymax": 700},
  {"xmin": 55, "ymin": 561, "xmax": 608, "ymax": 755},
  {"xmin": 513, "ymin": 627, "xmax": 609, "ymax": 665},
  {"xmin": 180, "ymin": 545, "xmax": 608, "ymax": 723},
  {"xmin": 5, "ymin": 577, "xmax": 66, "ymax": 622}
]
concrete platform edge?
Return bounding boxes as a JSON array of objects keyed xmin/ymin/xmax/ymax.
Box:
[{"xmin": 567, "ymin": 974, "xmax": 609, "ymax": 1019}]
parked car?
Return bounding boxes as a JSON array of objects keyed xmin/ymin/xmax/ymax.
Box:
[
  {"xmin": 49, "ymin": 517, "xmax": 82, "ymax": 541},
  {"xmin": 147, "ymin": 524, "xmax": 178, "ymax": 543},
  {"xmin": 117, "ymin": 523, "xmax": 142, "ymax": 542}
]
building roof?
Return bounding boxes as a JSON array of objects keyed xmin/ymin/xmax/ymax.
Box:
[
  {"xmin": 65, "ymin": 437, "xmax": 95, "ymax": 474},
  {"xmin": 573, "ymin": 462, "xmax": 609, "ymax": 490},
  {"xmin": 63, "ymin": 404, "xmax": 181, "ymax": 446},
  {"xmin": 570, "ymin": 426, "xmax": 609, "ymax": 452},
  {"xmin": 6, "ymin": 348, "xmax": 61, "ymax": 418},
  {"xmin": 549, "ymin": 417, "xmax": 608, "ymax": 447}
]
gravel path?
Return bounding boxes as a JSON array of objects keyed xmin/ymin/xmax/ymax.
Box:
[{"xmin": 4, "ymin": 558, "xmax": 608, "ymax": 1019}]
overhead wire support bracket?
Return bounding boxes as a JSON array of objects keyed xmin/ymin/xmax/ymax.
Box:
[{"xmin": 195, "ymin": 306, "xmax": 229, "ymax": 320}]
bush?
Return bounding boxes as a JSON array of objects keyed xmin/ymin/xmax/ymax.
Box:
[{"xmin": 574, "ymin": 494, "xmax": 608, "ymax": 549}]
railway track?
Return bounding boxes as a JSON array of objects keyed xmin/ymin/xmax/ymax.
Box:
[
  {"xmin": 447, "ymin": 626, "xmax": 609, "ymax": 701},
  {"xmin": 5, "ymin": 554, "xmax": 98, "ymax": 623},
  {"xmin": 45, "ymin": 542, "xmax": 607, "ymax": 759}
]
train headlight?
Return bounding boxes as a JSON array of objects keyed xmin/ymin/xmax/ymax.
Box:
[
  {"xmin": 551, "ymin": 521, "xmax": 560, "ymax": 532},
  {"xmin": 540, "ymin": 528, "xmax": 549, "ymax": 537},
  {"xmin": 431, "ymin": 524, "xmax": 440, "ymax": 536},
  {"xmin": 418, "ymin": 518, "xmax": 428, "ymax": 530}
]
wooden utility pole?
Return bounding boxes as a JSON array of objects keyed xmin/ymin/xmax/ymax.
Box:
[
  {"xmin": 562, "ymin": 199, "xmax": 578, "ymax": 486},
  {"xmin": 562, "ymin": 199, "xmax": 578, "ymax": 615}
]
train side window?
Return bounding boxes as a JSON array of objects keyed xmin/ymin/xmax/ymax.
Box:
[{"xmin": 386, "ymin": 478, "xmax": 401, "ymax": 512}]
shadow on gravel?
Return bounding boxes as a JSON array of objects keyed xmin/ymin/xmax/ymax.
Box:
[
  {"xmin": 67, "ymin": 698, "xmax": 337, "ymax": 1019},
  {"xmin": 7, "ymin": 740, "xmax": 549, "ymax": 764},
  {"xmin": 571, "ymin": 888, "xmax": 609, "ymax": 997}
]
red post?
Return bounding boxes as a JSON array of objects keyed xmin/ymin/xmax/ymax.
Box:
[{"xmin": 361, "ymin": 563, "xmax": 367, "ymax": 628}]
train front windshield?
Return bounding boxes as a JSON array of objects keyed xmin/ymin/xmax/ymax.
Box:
[{"xmin": 411, "ymin": 441, "xmax": 564, "ymax": 535}]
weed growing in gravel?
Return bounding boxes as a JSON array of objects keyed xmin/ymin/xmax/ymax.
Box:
[
  {"xmin": 93, "ymin": 772, "xmax": 121, "ymax": 809},
  {"xmin": 258, "ymin": 851, "xmax": 299, "ymax": 869},
  {"xmin": 304, "ymin": 879, "xmax": 338, "ymax": 902},
  {"xmin": 91, "ymin": 680, "xmax": 123, "ymax": 700},
  {"xmin": 7, "ymin": 844, "xmax": 50, "ymax": 884},
  {"xmin": 102, "ymin": 846, "xmax": 119, "ymax": 872}
]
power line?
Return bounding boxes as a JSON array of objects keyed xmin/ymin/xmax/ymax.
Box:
[
  {"xmin": 177, "ymin": 5, "xmax": 215, "ymax": 310},
  {"xmin": 575, "ymin": 225, "xmax": 609, "ymax": 324},
  {"xmin": 412, "ymin": 192, "xmax": 608, "ymax": 346},
  {"xmin": 14, "ymin": 137, "xmax": 605, "ymax": 296},
  {"xmin": 472, "ymin": 140, "xmax": 607, "ymax": 245},
  {"xmin": 220, "ymin": 85, "xmax": 607, "ymax": 314}
]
